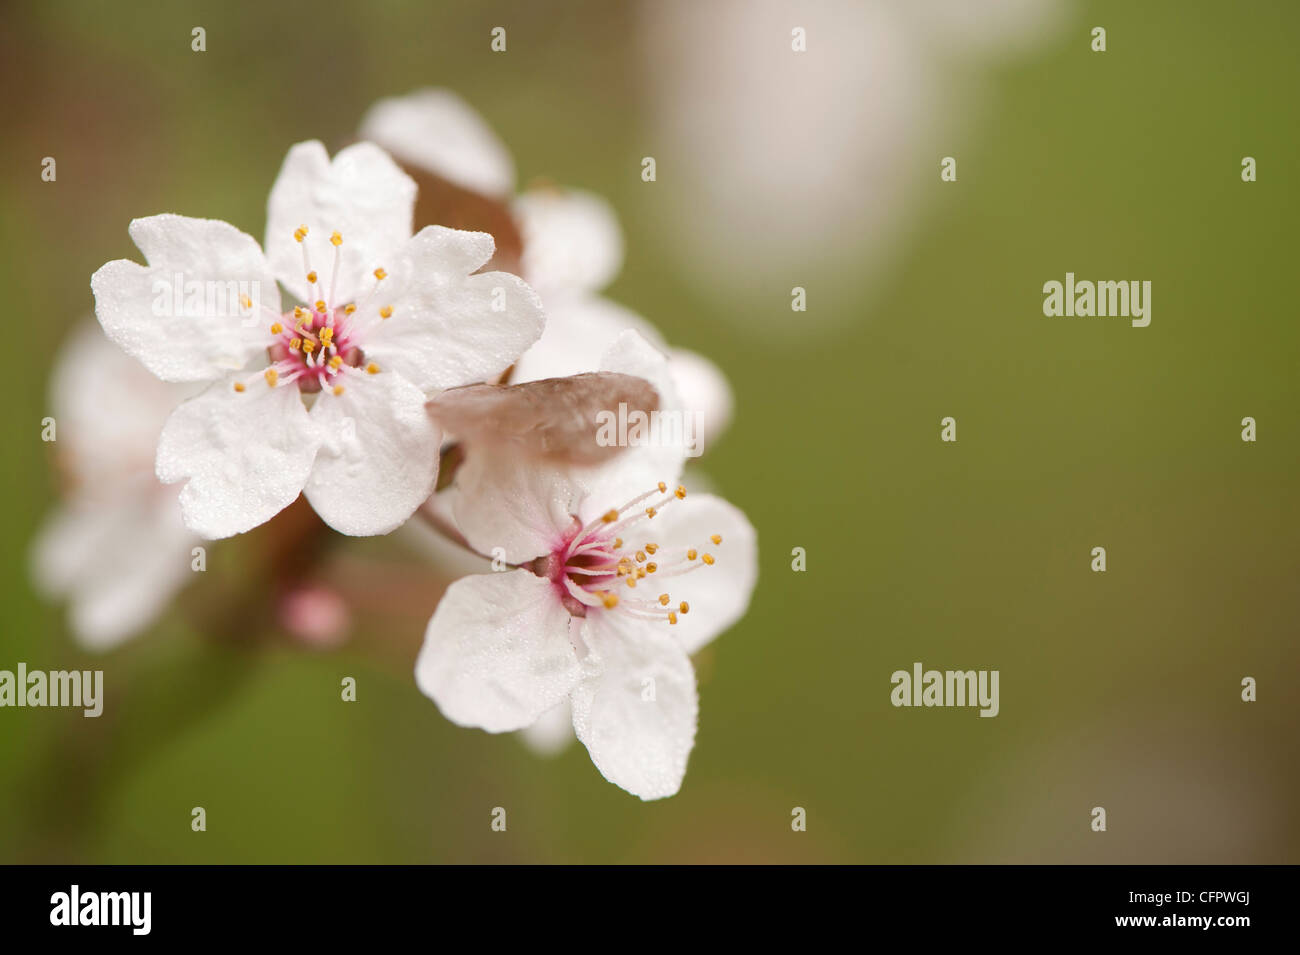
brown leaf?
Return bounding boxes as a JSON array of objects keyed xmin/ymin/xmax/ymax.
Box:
[{"xmin": 428, "ymin": 372, "xmax": 659, "ymax": 466}]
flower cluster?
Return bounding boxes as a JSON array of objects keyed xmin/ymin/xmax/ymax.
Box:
[{"xmin": 35, "ymin": 90, "xmax": 757, "ymax": 800}]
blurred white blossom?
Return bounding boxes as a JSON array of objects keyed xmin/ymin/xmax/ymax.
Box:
[
  {"xmin": 640, "ymin": 0, "xmax": 1073, "ymax": 335},
  {"xmin": 32, "ymin": 324, "xmax": 199, "ymax": 649}
]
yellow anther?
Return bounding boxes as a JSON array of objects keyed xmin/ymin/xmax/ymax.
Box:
[
  {"xmin": 373, "ymin": 267, "xmax": 387, "ymax": 280},
  {"xmin": 675, "ymin": 485, "xmax": 687, "ymax": 499},
  {"xmin": 702, "ymin": 553, "xmax": 715, "ymax": 565},
  {"xmin": 293, "ymin": 306, "xmax": 307, "ymax": 320},
  {"xmin": 379, "ymin": 305, "xmax": 393, "ymax": 319},
  {"xmin": 264, "ymin": 368, "xmax": 279, "ymax": 387},
  {"xmin": 307, "ymin": 272, "xmax": 318, "ymax": 285},
  {"xmin": 302, "ymin": 341, "xmax": 316, "ymax": 354},
  {"xmin": 366, "ymin": 362, "xmax": 379, "ymax": 375},
  {"xmin": 319, "ymin": 327, "xmax": 333, "ymax": 343},
  {"xmin": 646, "ymin": 507, "xmax": 657, "ymax": 518},
  {"xmin": 657, "ymin": 482, "xmax": 667, "ymax": 493},
  {"xmin": 711, "ymin": 534, "xmax": 722, "ymax": 545},
  {"xmin": 289, "ymin": 338, "xmax": 302, "ymax": 351},
  {"xmin": 636, "ymin": 551, "xmax": 646, "ymax": 562},
  {"xmin": 646, "ymin": 562, "xmax": 657, "ymax": 574},
  {"xmin": 645, "ymin": 543, "xmax": 658, "ymax": 554},
  {"xmin": 270, "ymin": 322, "xmax": 283, "ymax": 335},
  {"xmin": 601, "ymin": 592, "xmax": 619, "ymax": 609},
  {"xmin": 601, "ymin": 509, "xmax": 619, "ymax": 523},
  {"xmin": 344, "ymin": 304, "xmax": 356, "ymax": 314},
  {"xmin": 626, "ymin": 577, "xmax": 637, "ymax": 589},
  {"xmin": 239, "ymin": 294, "xmax": 252, "ymax": 309},
  {"xmin": 613, "ymin": 538, "xmax": 623, "ymax": 549},
  {"xmin": 328, "ymin": 355, "xmax": 343, "ymax": 371},
  {"xmin": 679, "ymin": 601, "xmax": 690, "ymax": 614},
  {"xmin": 668, "ymin": 611, "xmax": 678, "ymax": 625},
  {"xmin": 314, "ymin": 300, "xmax": 326, "ymax": 313},
  {"xmin": 658, "ymin": 594, "xmax": 670, "ymax": 606},
  {"xmin": 330, "ymin": 231, "xmax": 342, "ymax": 246},
  {"xmin": 687, "ymin": 549, "xmax": 698, "ymax": 561},
  {"xmin": 332, "ymin": 384, "xmax": 345, "ymax": 396},
  {"xmin": 636, "ymin": 567, "xmax": 646, "ymax": 579},
  {"xmin": 233, "ymin": 382, "xmax": 245, "ymax": 393},
  {"xmin": 293, "ymin": 225, "xmax": 308, "ymax": 242}
]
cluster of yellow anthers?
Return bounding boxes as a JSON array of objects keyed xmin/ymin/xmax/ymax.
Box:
[
  {"xmin": 582, "ymin": 482, "xmax": 722, "ymax": 626},
  {"xmin": 233, "ymin": 226, "xmax": 396, "ymax": 397}
]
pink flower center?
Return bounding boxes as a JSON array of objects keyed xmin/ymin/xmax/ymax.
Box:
[
  {"xmin": 537, "ymin": 482, "xmax": 722, "ymax": 626},
  {"xmin": 227, "ymin": 226, "xmax": 397, "ymax": 399},
  {"xmin": 265, "ymin": 306, "xmax": 365, "ymax": 393}
]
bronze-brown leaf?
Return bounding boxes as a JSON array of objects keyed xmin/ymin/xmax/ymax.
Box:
[{"xmin": 428, "ymin": 372, "xmax": 659, "ymax": 467}]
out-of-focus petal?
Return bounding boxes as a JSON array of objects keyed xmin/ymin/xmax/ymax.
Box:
[
  {"xmin": 32, "ymin": 483, "xmax": 194, "ymax": 650},
  {"xmin": 666, "ymin": 347, "xmax": 733, "ymax": 455},
  {"xmin": 518, "ymin": 699, "xmax": 575, "ymax": 757},
  {"xmin": 359, "ymin": 88, "xmax": 516, "ymax": 198},
  {"xmin": 514, "ymin": 188, "xmax": 624, "ymax": 297}
]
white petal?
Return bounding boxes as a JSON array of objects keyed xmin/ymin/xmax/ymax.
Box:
[
  {"xmin": 573, "ymin": 329, "xmax": 688, "ymax": 518},
  {"xmin": 518, "ymin": 699, "xmax": 575, "ymax": 756},
  {"xmin": 48, "ymin": 321, "xmax": 202, "ymax": 483},
  {"xmin": 360, "ymin": 226, "xmax": 545, "ymax": 394},
  {"xmin": 644, "ymin": 493, "xmax": 757, "ymax": 654},
  {"xmin": 264, "ymin": 140, "xmax": 416, "ymax": 304},
  {"xmin": 32, "ymin": 486, "xmax": 195, "ymax": 650},
  {"xmin": 91, "ymin": 215, "xmax": 278, "ymax": 382},
  {"xmin": 450, "ymin": 448, "xmax": 584, "ymax": 564},
  {"xmin": 358, "ymin": 88, "xmax": 516, "ymax": 197},
  {"xmin": 156, "ymin": 379, "xmax": 320, "ymax": 539},
  {"xmin": 513, "ymin": 188, "xmax": 624, "ymax": 297},
  {"xmin": 667, "ymin": 347, "xmax": 733, "ymax": 454},
  {"xmin": 415, "ymin": 571, "xmax": 581, "ymax": 732},
  {"xmin": 510, "ymin": 294, "xmax": 666, "ymax": 385},
  {"xmin": 571, "ymin": 613, "xmax": 698, "ymax": 800},
  {"xmin": 304, "ymin": 370, "xmax": 441, "ymax": 536}
]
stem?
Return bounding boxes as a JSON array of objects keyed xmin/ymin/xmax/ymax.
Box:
[{"xmin": 416, "ymin": 496, "xmax": 477, "ymax": 555}]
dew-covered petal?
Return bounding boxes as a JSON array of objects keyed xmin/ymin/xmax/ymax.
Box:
[
  {"xmin": 415, "ymin": 570, "xmax": 581, "ymax": 733},
  {"xmin": 156, "ymin": 378, "xmax": 320, "ymax": 539},
  {"xmin": 304, "ymin": 369, "xmax": 441, "ymax": 536}
]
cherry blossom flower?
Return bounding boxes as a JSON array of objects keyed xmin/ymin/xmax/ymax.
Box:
[
  {"xmin": 359, "ymin": 90, "xmax": 733, "ymax": 450},
  {"xmin": 32, "ymin": 324, "xmax": 200, "ymax": 649},
  {"xmin": 415, "ymin": 331, "xmax": 757, "ymax": 799},
  {"xmin": 91, "ymin": 140, "xmax": 544, "ymax": 538}
]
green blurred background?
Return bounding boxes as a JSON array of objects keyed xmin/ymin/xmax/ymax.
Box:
[{"xmin": 2, "ymin": 0, "xmax": 1297, "ymax": 863}]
